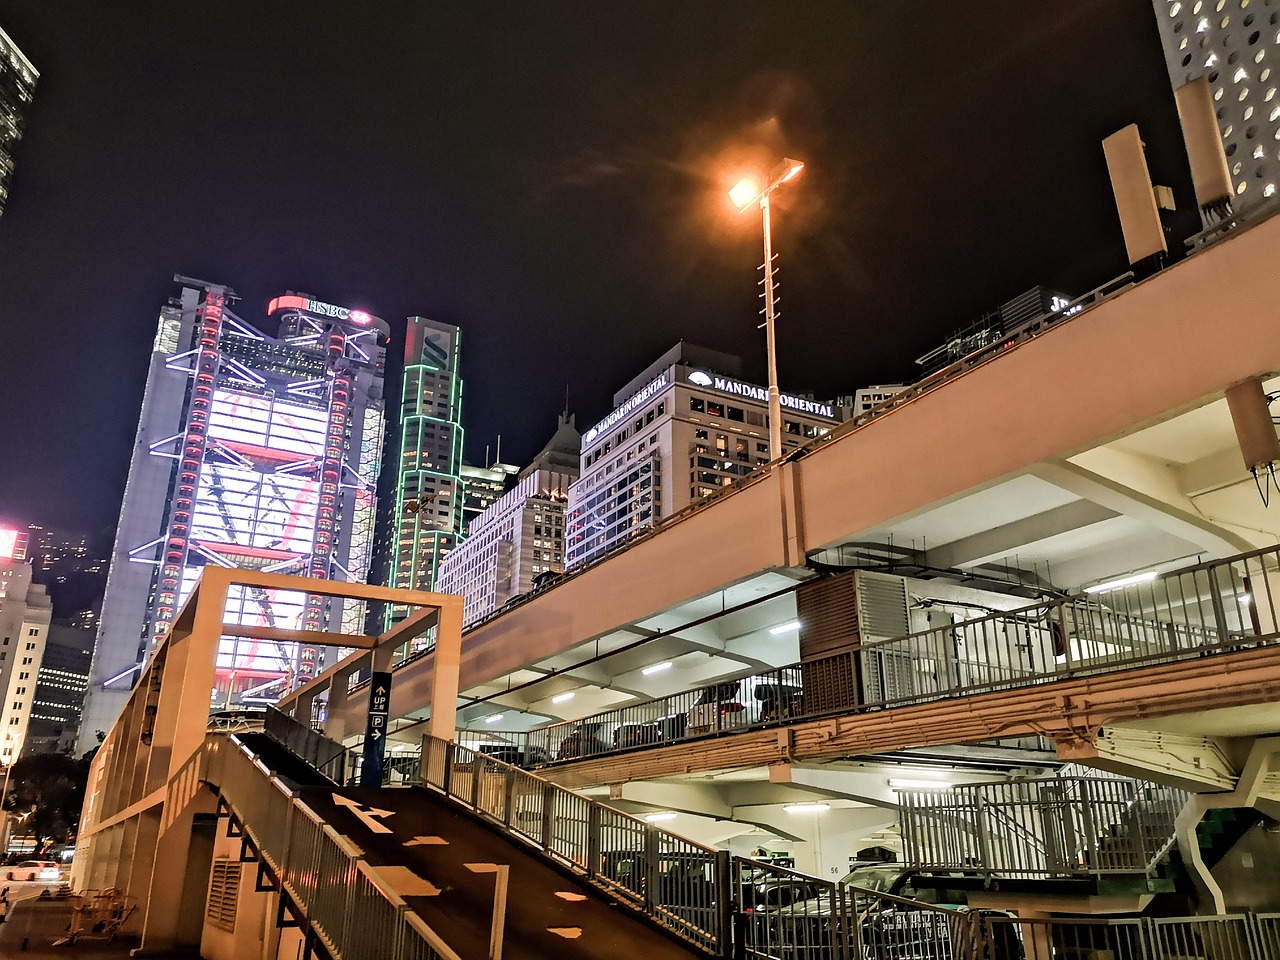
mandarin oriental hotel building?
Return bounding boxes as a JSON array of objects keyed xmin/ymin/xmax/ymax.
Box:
[
  {"xmin": 80, "ymin": 280, "xmax": 387, "ymax": 749},
  {"xmin": 566, "ymin": 343, "xmax": 841, "ymax": 569}
]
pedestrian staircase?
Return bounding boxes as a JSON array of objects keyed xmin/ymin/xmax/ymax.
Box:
[{"xmin": 898, "ymin": 772, "xmax": 1264, "ymax": 906}]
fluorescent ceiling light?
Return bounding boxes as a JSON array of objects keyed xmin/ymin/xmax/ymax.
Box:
[
  {"xmin": 769, "ymin": 620, "xmax": 802, "ymax": 635},
  {"xmin": 484, "ymin": 714, "xmax": 504, "ymax": 724},
  {"xmin": 642, "ymin": 661, "xmax": 672, "ymax": 676},
  {"xmin": 783, "ymin": 802, "xmax": 830, "ymax": 813},
  {"xmin": 644, "ymin": 812, "xmax": 678, "ymax": 822},
  {"xmin": 1084, "ymin": 571, "xmax": 1157, "ymax": 594},
  {"xmin": 889, "ymin": 778, "xmax": 954, "ymax": 790},
  {"xmin": 552, "ymin": 691, "xmax": 576, "ymax": 704}
]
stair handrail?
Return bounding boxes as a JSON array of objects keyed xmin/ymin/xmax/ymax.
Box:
[{"xmin": 214, "ymin": 734, "xmax": 463, "ymax": 960}]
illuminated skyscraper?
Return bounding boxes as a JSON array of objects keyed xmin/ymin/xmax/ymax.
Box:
[
  {"xmin": 386, "ymin": 318, "xmax": 465, "ymax": 622},
  {"xmin": 80, "ymin": 278, "xmax": 387, "ymax": 749},
  {"xmin": 0, "ymin": 25, "xmax": 37, "ymax": 219}
]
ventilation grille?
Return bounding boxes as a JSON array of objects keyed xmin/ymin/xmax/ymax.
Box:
[
  {"xmin": 206, "ymin": 858, "xmax": 241, "ymax": 932},
  {"xmin": 854, "ymin": 572, "xmax": 910, "ymax": 640}
]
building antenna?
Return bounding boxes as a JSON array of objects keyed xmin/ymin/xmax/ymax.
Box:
[
  {"xmin": 495, "ymin": 434, "xmax": 502, "ymax": 466},
  {"xmin": 484, "ymin": 444, "xmax": 491, "ymax": 469},
  {"xmin": 564, "ymin": 383, "xmax": 571, "ymax": 419}
]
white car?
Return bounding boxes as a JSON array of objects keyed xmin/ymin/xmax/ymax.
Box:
[{"xmin": 6, "ymin": 860, "xmax": 60, "ymax": 882}]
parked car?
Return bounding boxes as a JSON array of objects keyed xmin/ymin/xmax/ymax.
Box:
[
  {"xmin": 6, "ymin": 860, "xmax": 60, "ymax": 882},
  {"xmin": 754, "ymin": 864, "xmax": 1022, "ymax": 960},
  {"xmin": 686, "ymin": 681, "xmax": 747, "ymax": 734},
  {"xmin": 478, "ymin": 743, "xmax": 553, "ymax": 768},
  {"xmin": 554, "ymin": 723, "xmax": 610, "ymax": 760}
]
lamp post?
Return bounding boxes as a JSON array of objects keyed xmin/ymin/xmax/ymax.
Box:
[{"xmin": 729, "ymin": 157, "xmax": 805, "ymax": 462}]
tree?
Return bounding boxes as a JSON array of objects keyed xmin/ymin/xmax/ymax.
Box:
[{"xmin": 3, "ymin": 753, "xmax": 89, "ymax": 854}]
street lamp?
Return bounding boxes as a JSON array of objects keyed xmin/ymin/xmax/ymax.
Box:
[{"xmin": 729, "ymin": 157, "xmax": 805, "ymax": 462}]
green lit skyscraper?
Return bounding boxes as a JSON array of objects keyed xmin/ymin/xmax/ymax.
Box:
[{"xmin": 387, "ymin": 317, "xmax": 465, "ymax": 621}]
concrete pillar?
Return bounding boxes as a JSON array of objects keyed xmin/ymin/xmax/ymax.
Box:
[{"xmin": 428, "ymin": 598, "xmax": 464, "ymax": 742}]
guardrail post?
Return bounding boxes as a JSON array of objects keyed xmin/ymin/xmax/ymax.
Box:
[
  {"xmin": 1207, "ymin": 567, "xmax": 1231, "ymax": 645},
  {"xmin": 541, "ymin": 783, "xmax": 556, "ymax": 851},
  {"xmin": 715, "ymin": 850, "xmax": 733, "ymax": 960},
  {"xmin": 503, "ymin": 769, "xmax": 516, "ymax": 828},
  {"xmin": 472, "ymin": 757, "xmax": 483, "ymax": 810},
  {"xmin": 643, "ymin": 825, "xmax": 659, "ymax": 913},
  {"xmin": 442, "ymin": 740, "xmax": 454, "ymax": 795},
  {"xmin": 975, "ymin": 795, "xmax": 992, "ymax": 872},
  {"xmin": 586, "ymin": 803, "xmax": 602, "ymax": 879}
]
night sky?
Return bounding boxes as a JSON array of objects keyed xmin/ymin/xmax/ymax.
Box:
[{"xmin": 0, "ymin": 1, "xmax": 1197, "ymax": 543}]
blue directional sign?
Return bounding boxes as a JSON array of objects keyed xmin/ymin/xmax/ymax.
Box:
[{"xmin": 361, "ymin": 671, "xmax": 392, "ymax": 787}]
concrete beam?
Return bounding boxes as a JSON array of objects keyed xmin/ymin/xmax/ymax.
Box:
[
  {"xmin": 1057, "ymin": 725, "xmax": 1239, "ymax": 792},
  {"xmin": 925, "ymin": 500, "xmax": 1120, "ymax": 570}
]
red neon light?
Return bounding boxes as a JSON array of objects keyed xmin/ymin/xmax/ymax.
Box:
[{"xmin": 267, "ymin": 294, "xmax": 310, "ymax": 315}]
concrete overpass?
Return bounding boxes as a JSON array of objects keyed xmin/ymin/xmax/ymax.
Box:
[{"xmin": 281, "ymin": 207, "xmax": 1280, "ymax": 888}]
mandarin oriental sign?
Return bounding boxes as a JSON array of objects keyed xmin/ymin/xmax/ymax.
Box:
[
  {"xmin": 689, "ymin": 370, "xmax": 836, "ymax": 419},
  {"xmin": 583, "ymin": 373, "xmax": 669, "ymax": 445}
]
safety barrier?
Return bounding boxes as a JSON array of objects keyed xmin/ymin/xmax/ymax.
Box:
[
  {"xmin": 421, "ymin": 734, "xmax": 726, "ymax": 954},
  {"xmin": 476, "ymin": 544, "xmax": 1280, "ymax": 770},
  {"xmin": 899, "ymin": 776, "xmax": 1188, "ymax": 879},
  {"xmin": 264, "ymin": 706, "xmax": 361, "ymax": 785},
  {"xmin": 215, "ymin": 736, "xmax": 462, "ymax": 960}
]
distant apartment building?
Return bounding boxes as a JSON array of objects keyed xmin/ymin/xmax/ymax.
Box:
[
  {"xmin": 0, "ymin": 25, "xmax": 37, "ymax": 218},
  {"xmin": 438, "ymin": 415, "xmax": 580, "ymax": 626},
  {"xmin": 566, "ymin": 343, "xmax": 840, "ymax": 569},
  {"xmin": 82, "ymin": 280, "xmax": 388, "ymax": 749},
  {"xmin": 0, "ymin": 539, "xmax": 52, "ymax": 766},
  {"xmin": 26, "ymin": 623, "xmax": 92, "ymax": 754},
  {"xmin": 915, "ymin": 286, "xmax": 1076, "ymax": 376},
  {"xmin": 461, "ymin": 461, "xmax": 519, "ymax": 532}
]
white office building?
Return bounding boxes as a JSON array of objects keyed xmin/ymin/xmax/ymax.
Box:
[
  {"xmin": 0, "ymin": 550, "xmax": 52, "ymax": 765},
  {"xmin": 566, "ymin": 343, "xmax": 841, "ymax": 569},
  {"xmin": 437, "ymin": 415, "xmax": 580, "ymax": 626}
]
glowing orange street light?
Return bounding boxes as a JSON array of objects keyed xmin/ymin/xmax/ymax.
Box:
[{"xmin": 729, "ymin": 158, "xmax": 805, "ymax": 460}]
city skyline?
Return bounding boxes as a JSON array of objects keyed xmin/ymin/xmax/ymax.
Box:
[{"xmin": 0, "ymin": 2, "xmax": 1199, "ymax": 538}]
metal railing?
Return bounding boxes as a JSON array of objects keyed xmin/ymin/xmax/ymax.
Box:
[
  {"xmin": 421, "ymin": 734, "xmax": 728, "ymax": 954},
  {"xmin": 213, "ymin": 735, "xmax": 463, "ymax": 960},
  {"xmin": 264, "ymin": 706, "xmax": 362, "ymax": 785},
  {"xmin": 409, "ymin": 733, "xmax": 1280, "ymax": 960},
  {"xmin": 481, "ymin": 544, "xmax": 1280, "ymax": 771},
  {"xmin": 898, "ymin": 776, "xmax": 1189, "ymax": 879},
  {"xmin": 987, "ymin": 912, "xmax": 1278, "ymax": 960}
]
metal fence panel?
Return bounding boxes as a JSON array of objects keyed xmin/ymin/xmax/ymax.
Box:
[
  {"xmin": 1150, "ymin": 914, "xmax": 1258, "ymax": 960},
  {"xmin": 489, "ymin": 546, "xmax": 1280, "ymax": 778}
]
